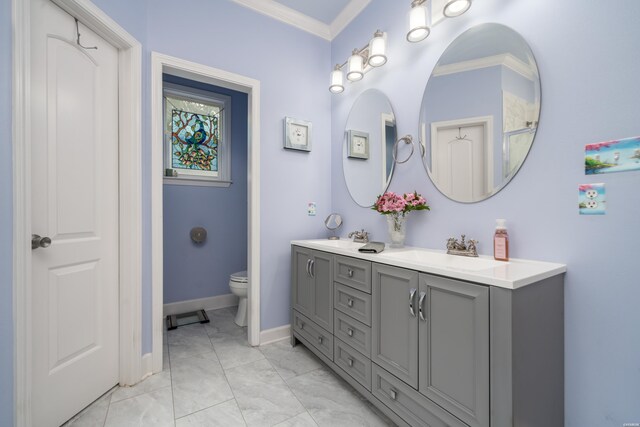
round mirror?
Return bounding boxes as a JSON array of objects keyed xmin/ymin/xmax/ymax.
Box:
[
  {"xmin": 420, "ymin": 23, "xmax": 540, "ymax": 202},
  {"xmin": 343, "ymin": 89, "xmax": 397, "ymax": 207}
]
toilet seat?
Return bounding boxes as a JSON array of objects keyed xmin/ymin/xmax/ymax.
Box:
[{"xmin": 230, "ymin": 270, "xmax": 248, "ymax": 283}]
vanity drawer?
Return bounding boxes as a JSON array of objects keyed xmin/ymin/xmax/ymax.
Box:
[
  {"xmin": 334, "ymin": 338, "xmax": 371, "ymax": 391},
  {"xmin": 334, "ymin": 255, "xmax": 371, "ymax": 293},
  {"xmin": 372, "ymin": 364, "xmax": 468, "ymax": 427},
  {"xmin": 293, "ymin": 310, "xmax": 333, "ymax": 361},
  {"xmin": 334, "ymin": 283, "xmax": 372, "ymax": 326},
  {"xmin": 334, "ymin": 310, "xmax": 371, "ymax": 357}
]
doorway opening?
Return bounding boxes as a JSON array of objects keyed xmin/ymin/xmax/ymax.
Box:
[{"xmin": 150, "ymin": 53, "xmax": 261, "ymax": 374}]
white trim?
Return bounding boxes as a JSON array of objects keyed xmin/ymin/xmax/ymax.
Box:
[
  {"xmin": 432, "ymin": 53, "xmax": 538, "ymax": 81},
  {"xmin": 163, "ymin": 177, "xmax": 232, "ymax": 188},
  {"xmin": 329, "ymin": 0, "xmax": 371, "ymax": 39},
  {"xmin": 230, "ymin": 0, "xmax": 370, "ymax": 41},
  {"xmin": 141, "ymin": 353, "xmax": 153, "ymax": 380},
  {"xmin": 259, "ymin": 325, "xmax": 291, "ymax": 346},
  {"xmin": 151, "ymin": 52, "xmax": 262, "ymax": 375},
  {"xmin": 430, "ymin": 116, "xmax": 494, "ymax": 196},
  {"xmin": 163, "ymin": 294, "xmax": 239, "ymax": 317},
  {"xmin": 13, "ymin": 0, "xmax": 142, "ymax": 424}
]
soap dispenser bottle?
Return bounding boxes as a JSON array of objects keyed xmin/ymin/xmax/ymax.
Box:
[{"xmin": 494, "ymin": 219, "xmax": 509, "ymax": 261}]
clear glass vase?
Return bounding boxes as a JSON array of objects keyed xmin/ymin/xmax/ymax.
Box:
[{"xmin": 386, "ymin": 214, "xmax": 407, "ymax": 248}]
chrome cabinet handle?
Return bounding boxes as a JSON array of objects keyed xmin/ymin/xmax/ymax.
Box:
[
  {"xmin": 347, "ymin": 327, "xmax": 354, "ymax": 337},
  {"xmin": 409, "ymin": 288, "xmax": 417, "ymax": 317},
  {"xmin": 32, "ymin": 234, "xmax": 52, "ymax": 250},
  {"xmin": 347, "ymin": 357, "xmax": 354, "ymax": 367},
  {"xmin": 389, "ymin": 388, "xmax": 397, "ymax": 400},
  {"xmin": 347, "ymin": 297, "xmax": 354, "ymax": 307},
  {"xmin": 347, "ymin": 268, "xmax": 354, "ymax": 278},
  {"xmin": 305, "ymin": 259, "xmax": 311, "ymax": 276},
  {"xmin": 317, "ymin": 336, "xmax": 323, "ymax": 345},
  {"xmin": 299, "ymin": 320, "xmax": 305, "ymax": 329},
  {"xmin": 310, "ymin": 260, "xmax": 315, "ymax": 278},
  {"xmin": 419, "ymin": 291, "xmax": 427, "ymax": 321}
]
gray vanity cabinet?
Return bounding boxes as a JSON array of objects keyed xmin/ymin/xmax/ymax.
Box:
[
  {"xmin": 371, "ymin": 264, "xmax": 419, "ymax": 388},
  {"xmin": 291, "ymin": 246, "xmax": 333, "ymax": 333},
  {"xmin": 418, "ymin": 274, "xmax": 489, "ymax": 427}
]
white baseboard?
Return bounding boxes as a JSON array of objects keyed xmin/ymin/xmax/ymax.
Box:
[
  {"xmin": 163, "ymin": 293, "xmax": 239, "ymax": 317},
  {"xmin": 140, "ymin": 353, "xmax": 153, "ymax": 381},
  {"xmin": 259, "ymin": 324, "xmax": 291, "ymax": 345}
]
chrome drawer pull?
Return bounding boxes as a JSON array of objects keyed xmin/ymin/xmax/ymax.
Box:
[
  {"xmin": 347, "ymin": 357, "xmax": 354, "ymax": 367},
  {"xmin": 409, "ymin": 288, "xmax": 417, "ymax": 317},
  {"xmin": 347, "ymin": 327, "xmax": 354, "ymax": 337},
  {"xmin": 419, "ymin": 291, "xmax": 427, "ymax": 321},
  {"xmin": 347, "ymin": 268, "xmax": 354, "ymax": 278},
  {"xmin": 318, "ymin": 336, "xmax": 323, "ymax": 345},
  {"xmin": 299, "ymin": 321, "xmax": 305, "ymax": 329},
  {"xmin": 306, "ymin": 259, "xmax": 311, "ymax": 277},
  {"xmin": 389, "ymin": 388, "xmax": 397, "ymax": 400},
  {"xmin": 347, "ymin": 297, "xmax": 354, "ymax": 307}
]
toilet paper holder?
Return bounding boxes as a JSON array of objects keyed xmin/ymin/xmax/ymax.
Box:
[{"xmin": 190, "ymin": 227, "xmax": 207, "ymax": 244}]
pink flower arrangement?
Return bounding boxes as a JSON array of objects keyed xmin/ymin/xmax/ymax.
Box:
[{"xmin": 372, "ymin": 191, "xmax": 430, "ymax": 216}]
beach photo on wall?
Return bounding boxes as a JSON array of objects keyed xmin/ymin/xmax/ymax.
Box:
[
  {"xmin": 579, "ymin": 183, "xmax": 606, "ymax": 215},
  {"xmin": 585, "ymin": 136, "xmax": 640, "ymax": 174}
]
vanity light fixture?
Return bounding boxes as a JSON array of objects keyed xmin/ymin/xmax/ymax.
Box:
[
  {"xmin": 347, "ymin": 49, "xmax": 364, "ymax": 81},
  {"xmin": 407, "ymin": 0, "xmax": 472, "ymax": 43},
  {"xmin": 443, "ymin": 0, "xmax": 472, "ymax": 17},
  {"xmin": 329, "ymin": 30, "xmax": 388, "ymax": 93},
  {"xmin": 407, "ymin": 0, "xmax": 430, "ymax": 43},
  {"xmin": 329, "ymin": 65, "xmax": 345, "ymax": 94}
]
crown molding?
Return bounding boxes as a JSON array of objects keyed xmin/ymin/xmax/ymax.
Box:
[
  {"xmin": 432, "ymin": 53, "xmax": 538, "ymax": 81},
  {"xmin": 330, "ymin": 0, "xmax": 371, "ymax": 39},
  {"xmin": 231, "ymin": 0, "xmax": 370, "ymax": 41}
]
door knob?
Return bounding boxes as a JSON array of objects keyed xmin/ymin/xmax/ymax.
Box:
[{"xmin": 32, "ymin": 234, "xmax": 52, "ymax": 250}]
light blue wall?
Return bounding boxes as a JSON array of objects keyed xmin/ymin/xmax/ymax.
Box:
[
  {"xmin": 0, "ymin": 0, "xmax": 13, "ymax": 422},
  {"xmin": 163, "ymin": 78, "xmax": 248, "ymax": 304},
  {"xmin": 146, "ymin": 0, "xmax": 332, "ymax": 331},
  {"xmin": 331, "ymin": 0, "xmax": 640, "ymax": 425}
]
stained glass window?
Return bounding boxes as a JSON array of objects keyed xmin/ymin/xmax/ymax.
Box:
[
  {"xmin": 163, "ymin": 84, "xmax": 231, "ymax": 182},
  {"xmin": 170, "ymin": 109, "xmax": 219, "ymax": 172}
]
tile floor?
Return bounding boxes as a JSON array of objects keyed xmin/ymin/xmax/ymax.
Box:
[{"xmin": 63, "ymin": 306, "xmax": 393, "ymax": 427}]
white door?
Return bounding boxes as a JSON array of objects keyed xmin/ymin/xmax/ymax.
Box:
[
  {"xmin": 30, "ymin": 0, "xmax": 120, "ymax": 425},
  {"xmin": 431, "ymin": 122, "xmax": 491, "ymax": 201}
]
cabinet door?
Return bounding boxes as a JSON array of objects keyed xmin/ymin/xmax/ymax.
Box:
[
  {"xmin": 371, "ymin": 264, "xmax": 419, "ymax": 388},
  {"xmin": 292, "ymin": 246, "xmax": 313, "ymax": 317},
  {"xmin": 418, "ymin": 274, "xmax": 489, "ymax": 427},
  {"xmin": 310, "ymin": 250, "xmax": 333, "ymax": 332}
]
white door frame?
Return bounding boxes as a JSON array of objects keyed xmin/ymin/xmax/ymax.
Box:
[
  {"xmin": 12, "ymin": 0, "xmax": 142, "ymax": 425},
  {"xmin": 150, "ymin": 53, "xmax": 261, "ymax": 373},
  {"xmin": 430, "ymin": 115, "xmax": 494, "ymax": 194}
]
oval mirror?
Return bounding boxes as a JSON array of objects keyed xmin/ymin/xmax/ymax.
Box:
[
  {"xmin": 420, "ymin": 23, "xmax": 540, "ymax": 203},
  {"xmin": 343, "ymin": 89, "xmax": 397, "ymax": 207}
]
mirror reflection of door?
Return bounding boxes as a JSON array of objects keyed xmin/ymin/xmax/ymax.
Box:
[
  {"xmin": 431, "ymin": 118, "xmax": 492, "ymax": 201},
  {"xmin": 381, "ymin": 113, "xmax": 396, "ymax": 188}
]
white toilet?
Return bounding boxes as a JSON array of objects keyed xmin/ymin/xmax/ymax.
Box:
[{"xmin": 229, "ymin": 270, "xmax": 248, "ymax": 327}]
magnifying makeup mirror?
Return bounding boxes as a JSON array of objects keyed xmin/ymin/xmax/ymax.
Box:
[{"xmin": 324, "ymin": 213, "xmax": 343, "ymax": 240}]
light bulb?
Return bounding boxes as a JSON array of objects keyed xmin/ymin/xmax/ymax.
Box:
[
  {"xmin": 407, "ymin": 3, "xmax": 430, "ymax": 43},
  {"xmin": 347, "ymin": 50, "xmax": 364, "ymax": 81},
  {"xmin": 443, "ymin": 0, "xmax": 472, "ymax": 17},
  {"xmin": 329, "ymin": 66, "xmax": 344, "ymax": 94},
  {"xmin": 368, "ymin": 30, "xmax": 387, "ymax": 67}
]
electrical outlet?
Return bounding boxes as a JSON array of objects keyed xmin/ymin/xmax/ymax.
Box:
[
  {"xmin": 579, "ymin": 183, "xmax": 605, "ymax": 215},
  {"xmin": 308, "ymin": 202, "xmax": 316, "ymax": 216}
]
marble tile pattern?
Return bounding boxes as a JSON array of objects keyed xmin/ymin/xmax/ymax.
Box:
[{"xmin": 62, "ymin": 307, "xmax": 393, "ymax": 427}]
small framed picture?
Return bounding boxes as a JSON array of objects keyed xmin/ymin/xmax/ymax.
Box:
[
  {"xmin": 347, "ymin": 130, "xmax": 369, "ymax": 159},
  {"xmin": 284, "ymin": 117, "xmax": 312, "ymax": 152}
]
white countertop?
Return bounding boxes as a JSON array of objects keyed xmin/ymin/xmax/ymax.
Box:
[{"xmin": 291, "ymin": 239, "xmax": 566, "ymax": 290}]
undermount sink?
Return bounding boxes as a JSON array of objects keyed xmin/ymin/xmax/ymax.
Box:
[{"xmin": 383, "ymin": 249, "xmax": 505, "ymax": 271}]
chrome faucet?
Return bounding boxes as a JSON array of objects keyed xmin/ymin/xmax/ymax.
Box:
[
  {"xmin": 348, "ymin": 229, "xmax": 369, "ymax": 243},
  {"xmin": 446, "ymin": 234, "xmax": 478, "ymax": 257}
]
